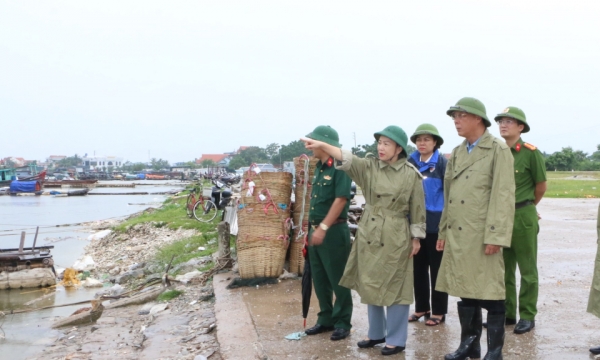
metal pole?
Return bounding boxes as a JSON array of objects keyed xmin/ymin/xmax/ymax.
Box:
[
  {"xmin": 32, "ymin": 226, "xmax": 40, "ymax": 250},
  {"xmin": 19, "ymin": 231, "xmax": 26, "ymax": 253}
]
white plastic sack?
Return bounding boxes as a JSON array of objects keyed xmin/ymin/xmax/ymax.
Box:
[
  {"xmin": 87, "ymin": 230, "xmax": 112, "ymax": 241},
  {"xmin": 72, "ymin": 255, "xmax": 96, "ymax": 271}
]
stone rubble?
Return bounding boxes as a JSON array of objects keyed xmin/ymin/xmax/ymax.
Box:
[{"xmin": 28, "ymin": 208, "xmax": 224, "ymax": 359}]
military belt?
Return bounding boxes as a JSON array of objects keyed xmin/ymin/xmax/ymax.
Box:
[
  {"xmin": 310, "ymin": 218, "xmax": 347, "ymax": 230},
  {"xmin": 515, "ymin": 200, "xmax": 534, "ymax": 209}
]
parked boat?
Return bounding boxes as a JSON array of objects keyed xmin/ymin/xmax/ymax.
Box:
[
  {"xmin": 67, "ymin": 188, "xmax": 90, "ymax": 196},
  {"xmin": 0, "ymin": 166, "xmax": 46, "ymax": 186},
  {"xmin": 9, "ymin": 180, "xmax": 43, "ymax": 195},
  {"xmin": 145, "ymin": 174, "xmax": 170, "ymax": 180},
  {"xmin": 0, "ymin": 228, "xmax": 56, "ymax": 289},
  {"xmin": 44, "ymin": 179, "xmax": 98, "ymax": 188}
]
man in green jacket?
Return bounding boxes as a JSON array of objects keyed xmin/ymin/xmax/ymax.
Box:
[
  {"xmin": 496, "ymin": 107, "xmax": 546, "ymax": 334},
  {"xmin": 437, "ymin": 97, "xmax": 515, "ymax": 360},
  {"xmin": 588, "ymin": 202, "xmax": 600, "ymax": 355},
  {"xmin": 303, "ymin": 125, "xmax": 353, "ymax": 341}
]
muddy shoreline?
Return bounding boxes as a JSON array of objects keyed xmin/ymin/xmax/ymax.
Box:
[{"xmin": 26, "ymin": 207, "xmax": 223, "ymax": 360}]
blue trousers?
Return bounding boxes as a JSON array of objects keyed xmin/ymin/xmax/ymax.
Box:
[{"xmin": 367, "ymin": 304, "xmax": 409, "ymax": 347}]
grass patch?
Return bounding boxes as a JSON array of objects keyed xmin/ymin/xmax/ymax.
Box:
[
  {"xmin": 546, "ymin": 171, "xmax": 600, "ymax": 180},
  {"xmin": 113, "ymin": 196, "xmax": 222, "ymax": 233},
  {"xmin": 543, "ymin": 171, "xmax": 600, "ymax": 198},
  {"xmin": 545, "ymin": 179, "xmax": 600, "ymax": 198},
  {"xmin": 198, "ymin": 262, "xmax": 214, "ymax": 272},
  {"xmin": 157, "ymin": 289, "xmax": 183, "ymax": 302},
  {"xmin": 154, "ymin": 233, "xmax": 218, "ymax": 270}
]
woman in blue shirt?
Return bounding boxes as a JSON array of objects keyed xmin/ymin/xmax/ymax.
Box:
[{"xmin": 407, "ymin": 124, "xmax": 449, "ymax": 326}]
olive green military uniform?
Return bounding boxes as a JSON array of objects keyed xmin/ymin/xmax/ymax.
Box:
[
  {"xmin": 587, "ymin": 202, "xmax": 600, "ymax": 318},
  {"xmin": 308, "ymin": 157, "xmax": 353, "ymax": 330},
  {"xmin": 503, "ymin": 138, "xmax": 546, "ymax": 321}
]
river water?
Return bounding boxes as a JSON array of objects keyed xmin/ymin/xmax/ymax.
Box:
[{"xmin": 0, "ymin": 181, "xmax": 185, "ymax": 359}]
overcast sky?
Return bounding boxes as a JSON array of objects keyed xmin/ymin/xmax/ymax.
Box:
[{"xmin": 1, "ymin": 1, "xmax": 599, "ymax": 164}]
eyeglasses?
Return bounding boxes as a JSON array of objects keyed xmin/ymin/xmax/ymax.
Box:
[
  {"xmin": 496, "ymin": 119, "xmax": 516, "ymax": 126},
  {"xmin": 451, "ymin": 112, "xmax": 469, "ymax": 120}
]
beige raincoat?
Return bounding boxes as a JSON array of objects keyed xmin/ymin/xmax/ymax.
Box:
[
  {"xmin": 336, "ymin": 149, "xmax": 426, "ymax": 306},
  {"xmin": 587, "ymin": 202, "xmax": 600, "ymax": 318},
  {"xmin": 436, "ymin": 130, "xmax": 515, "ymax": 300}
]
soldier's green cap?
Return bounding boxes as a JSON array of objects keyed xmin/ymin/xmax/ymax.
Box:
[
  {"xmin": 374, "ymin": 125, "xmax": 408, "ymax": 155},
  {"xmin": 306, "ymin": 125, "xmax": 341, "ymax": 147},
  {"xmin": 446, "ymin": 97, "xmax": 491, "ymax": 127},
  {"xmin": 494, "ymin": 106, "xmax": 529, "ymax": 133},
  {"xmin": 410, "ymin": 123, "xmax": 444, "ymax": 147}
]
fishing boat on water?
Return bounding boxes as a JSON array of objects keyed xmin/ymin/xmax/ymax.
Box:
[
  {"xmin": 44, "ymin": 179, "xmax": 98, "ymax": 188},
  {"xmin": 145, "ymin": 174, "xmax": 171, "ymax": 180},
  {"xmin": 49, "ymin": 188, "xmax": 90, "ymax": 197},
  {"xmin": 0, "ymin": 228, "xmax": 56, "ymax": 289},
  {"xmin": 0, "ymin": 167, "xmax": 46, "ymax": 187}
]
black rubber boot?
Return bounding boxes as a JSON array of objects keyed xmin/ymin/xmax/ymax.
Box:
[
  {"xmin": 483, "ymin": 313, "xmax": 505, "ymax": 360},
  {"xmin": 445, "ymin": 302, "xmax": 482, "ymax": 360}
]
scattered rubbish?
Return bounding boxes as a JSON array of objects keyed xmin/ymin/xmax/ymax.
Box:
[
  {"xmin": 285, "ymin": 331, "xmax": 307, "ymax": 340},
  {"xmin": 87, "ymin": 230, "xmax": 112, "ymax": 241},
  {"xmin": 72, "ymin": 255, "xmax": 96, "ymax": 271}
]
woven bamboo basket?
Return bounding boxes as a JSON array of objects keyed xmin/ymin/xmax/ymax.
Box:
[
  {"xmin": 237, "ymin": 239, "xmax": 289, "ymax": 278},
  {"xmin": 289, "ymin": 222, "xmax": 309, "ymax": 275},
  {"xmin": 240, "ymin": 172, "xmax": 293, "ymax": 204},
  {"xmin": 237, "ymin": 169, "xmax": 293, "ymax": 279}
]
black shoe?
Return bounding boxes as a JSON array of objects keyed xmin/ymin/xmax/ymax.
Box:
[
  {"xmin": 357, "ymin": 338, "xmax": 385, "ymax": 348},
  {"xmin": 305, "ymin": 324, "xmax": 334, "ymax": 335},
  {"xmin": 514, "ymin": 319, "xmax": 535, "ymax": 334},
  {"xmin": 483, "ymin": 317, "xmax": 516, "ymax": 328},
  {"xmin": 381, "ymin": 346, "xmax": 405, "ymax": 356},
  {"xmin": 330, "ymin": 328, "xmax": 350, "ymax": 341},
  {"xmin": 590, "ymin": 345, "xmax": 600, "ymax": 355}
]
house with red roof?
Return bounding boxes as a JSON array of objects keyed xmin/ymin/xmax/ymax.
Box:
[{"xmin": 196, "ymin": 154, "xmax": 230, "ymax": 167}]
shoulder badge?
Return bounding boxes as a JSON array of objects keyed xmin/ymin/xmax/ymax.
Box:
[
  {"xmin": 523, "ymin": 142, "xmax": 537, "ymax": 151},
  {"xmin": 405, "ymin": 162, "xmax": 424, "ymax": 179}
]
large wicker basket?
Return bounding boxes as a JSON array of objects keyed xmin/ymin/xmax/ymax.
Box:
[{"xmin": 237, "ymin": 168, "xmax": 293, "ymax": 279}]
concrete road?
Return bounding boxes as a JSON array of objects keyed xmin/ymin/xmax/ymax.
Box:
[{"xmin": 215, "ymin": 198, "xmax": 600, "ymax": 359}]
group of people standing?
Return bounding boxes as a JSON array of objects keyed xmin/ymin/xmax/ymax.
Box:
[{"xmin": 298, "ymin": 96, "xmax": 577, "ymax": 359}]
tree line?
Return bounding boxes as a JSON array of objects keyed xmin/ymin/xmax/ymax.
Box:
[
  {"xmin": 544, "ymin": 145, "xmax": 600, "ymax": 171},
  {"xmin": 17, "ymin": 143, "xmax": 599, "ymax": 174}
]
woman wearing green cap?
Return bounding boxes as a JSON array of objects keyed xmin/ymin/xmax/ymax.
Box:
[
  {"xmin": 407, "ymin": 124, "xmax": 449, "ymax": 326},
  {"xmin": 301, "ymin": 126, "xmax": 426, "ymax": 356}
]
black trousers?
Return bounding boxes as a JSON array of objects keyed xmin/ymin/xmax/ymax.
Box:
[
  {"xmin": 461, "ymin": 298, "xmax": 505, "ymax": 315},
  {"xmin": 413, "ymin": 232, "xmax": 448, "ymax": 315}
]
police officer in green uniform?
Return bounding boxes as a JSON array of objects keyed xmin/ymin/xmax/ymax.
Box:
[
  {"xmin": 303, "ymin": 125, "xmax": 353, "ymax": 341},
  {"xmin": 496, "ymin": 107, "xmax": 547, "ymax": 334}
]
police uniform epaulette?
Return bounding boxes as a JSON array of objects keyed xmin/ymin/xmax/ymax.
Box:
[
  {"xmin": 405, "ymin": 161, "xmax": 424, "ymax": 179},
  {"xmin": 523, "ymin": 142, "xmax": 537, "ymax": 151}
]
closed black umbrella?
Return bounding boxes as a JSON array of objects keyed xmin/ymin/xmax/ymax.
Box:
[{"xmin": 301, "ymin": 233, "xmax": 312, "ymax": 328}]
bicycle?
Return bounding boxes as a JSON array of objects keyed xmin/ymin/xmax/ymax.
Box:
[
  {"xmin": 185, "ymin": 186, "xmax": 202, "ymax": 218},
  {"xmin": 186, "ymin": 181, "xmax": 232, "ymax": 222}
]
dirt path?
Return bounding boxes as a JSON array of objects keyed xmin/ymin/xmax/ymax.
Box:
[{"xmin": 215, "ymin": 198, "xmax": 600, "ymax": 359}]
